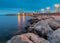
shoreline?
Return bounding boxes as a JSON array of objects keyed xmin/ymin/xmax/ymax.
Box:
[{"xmin": 7, "ymin": 15, "xmax": 60, "ymax": 43}]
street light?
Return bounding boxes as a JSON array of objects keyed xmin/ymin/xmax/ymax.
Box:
[
  {"xmin": 46, "ymin": 7, "xmax": 50, "ymax": 10},
  {"xmin": 46, "ymin": 7, "xmax": 50, "ymax": 13},
  {"xmin": 41, "ymin": 8, "xmax": 45, "ymax": 13},
  {"xmin": 54, "ymin": 4, "xmax": 60, "ymax": 12},
  {"xmin": 40, "ymin": 8, "xmax": 45, "ymax": 18}
]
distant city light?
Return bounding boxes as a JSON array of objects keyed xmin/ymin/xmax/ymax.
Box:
[
  {"xmin": 46, "ymin": 7, "xmax": 50, "ymax": 10},
  {"xmin": 46, "ymin": 7, "xmax": 50, "ymax": 13},
  {"xmin": 41, "ymin": 8, "xmax": 45, "ymax": 13},
  {"xmin": 41, "ymin": 8, "xmax": 45, "ymax": 11},
  {"xmin": 54, "ymin": 4, "xmax": 60, "ymax": 12},
  {"xmin": 54, "ymin": 4, "xmax": 60, "ymax": 8}
]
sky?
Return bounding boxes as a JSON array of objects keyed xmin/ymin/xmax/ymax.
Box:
[{"xmin": 0, "ymin": 0, "xmax": 60, "ymax": 14}]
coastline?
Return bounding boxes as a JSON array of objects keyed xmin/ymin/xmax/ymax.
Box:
[{"xmin": 7, "ymin": 13, "xmax": 60, "ymax": 43}]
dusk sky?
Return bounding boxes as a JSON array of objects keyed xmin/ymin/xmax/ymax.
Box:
[{"xmin": 0, "ymin": 0, "xmax": 59, "ymax": 14}]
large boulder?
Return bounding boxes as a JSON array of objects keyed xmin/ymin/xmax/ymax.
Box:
[
  {"xmin": 48, "ymin": 21, "xmax": 60, "ymax": 30},
  {"xmin": 54, "ymin": 16, "xmax": 60, "ymax": 22},
  {"xmin": 7, "ymin": 33, "xmax": 50, "ymax": 43},
  {"xmin": 48, "ymin": 28, "xmax": 60, "ymax": 43},
  {"xmin": 28, "ymin": 19, "xmax": 53, "ymax": 34},
  {"xmin": 26, "ymin": 20, "xmax": 53, "ymax": 39},
  {"xmin": 28, "ymin": 18, "xmax": 40, "ymax": 24}
]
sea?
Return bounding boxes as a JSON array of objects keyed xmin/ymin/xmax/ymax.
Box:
[{"xmin": 0, "ymin": 16, "xmax": 33, "ymax": 43}]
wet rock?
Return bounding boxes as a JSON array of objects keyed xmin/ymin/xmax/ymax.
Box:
[{"xmin": 7, "ymin": 33, "xmax": 50, "ymax": 43}]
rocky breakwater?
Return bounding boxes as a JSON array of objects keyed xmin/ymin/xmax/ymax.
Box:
[{"xmin": 7, "ymin": 16, "xmax": 60, "ymax": 43}]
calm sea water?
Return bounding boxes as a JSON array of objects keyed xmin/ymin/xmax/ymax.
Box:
[{"xmin": 0, "ymin": 16, "xmax": 33, "ymax": 43}]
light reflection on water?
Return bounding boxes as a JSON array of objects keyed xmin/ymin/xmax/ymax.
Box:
[
  {"xmin": 18, "ymin": 13, "xmax": 25, "ymax": 31},
  {"xmin": 18, "ymin": 13, "xmax": 20, "ymax": 29},
  {"xmin": 0, "ymin": 15, "xmax": 32, "ymax": 43},
  {"xmin": 22, "ymin": 13, "xmax": 25, "ymax": 25}
]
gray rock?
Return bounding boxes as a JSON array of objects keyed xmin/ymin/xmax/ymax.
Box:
[
  {"xmin": 48, "ymin": 28, "xmax": 60, "ymax": 43},
  {"xmin": 48, "ymin": 21, "xmax": 60, "ymax": 29},
  {"xmin": 28, "ymin": 20, "xmax": 53, "ymax": 36}
]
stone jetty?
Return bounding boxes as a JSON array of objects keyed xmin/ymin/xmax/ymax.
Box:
[{"xmin": 7, "ymin": 16, "xmax": 60, "ymax": 43}]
